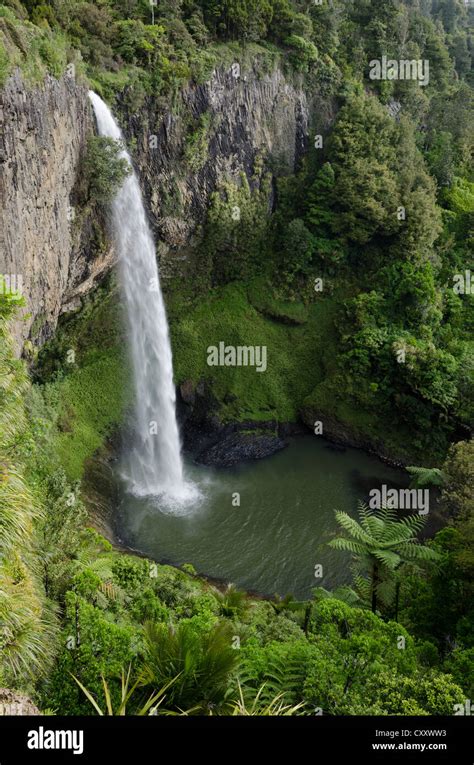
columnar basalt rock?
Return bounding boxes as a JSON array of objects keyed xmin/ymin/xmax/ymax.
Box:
[
  {"xmin": 120, "ymin": 63, "xmax": 335, "ymax": 271},
  {"xmin": 1, "ymin": 63, "xmax": 334, "ymax": 350},
  {"xmin": 0, "ymin": 70, "xmax": 112, "ymax": 351}
]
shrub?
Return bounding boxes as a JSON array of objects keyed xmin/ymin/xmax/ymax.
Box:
[
  {"xmin": 82, "ymin": 136, "xmax": 131, "ymax": 204},
  {"xmin": 285, "ymin": 34, "xmax": 318, "ymax": 70}
]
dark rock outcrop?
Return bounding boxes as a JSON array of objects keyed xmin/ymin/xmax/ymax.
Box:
[
  {"xmin": 196, "ymin": 430, "xmax": 287, "ymax": 467},
  {"xmin": 177, "ymin": 378, "xmax": 289, "ymax": 466}
]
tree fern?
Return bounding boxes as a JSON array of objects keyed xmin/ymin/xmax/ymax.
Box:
[
  {"xmin": 239, "ymin": 643, "xmax": 309, "ymax": 708},
  {"xmin": 407, "ymin": 466, "xmax": 446, "ymax": 489},
  {"xmin": 328, "ymin": 502, "xmax": 440, "ymax": 613}
]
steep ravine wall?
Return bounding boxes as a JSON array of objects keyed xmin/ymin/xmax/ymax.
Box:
[
  {"xmin": 1, "ymin": 62, "xmax": 333, "ymax": 351},
  {"xmin": 0, "ymin": 70, "xmax": 114, "ymax": 350},
  {"xmin": 119, "ymin": 64, "xmax": 335, "ymax": 271}
]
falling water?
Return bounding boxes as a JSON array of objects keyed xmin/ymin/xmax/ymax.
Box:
[{"xmin": 89, "ymin": 92, "xmax": 194, "ymax": 506}]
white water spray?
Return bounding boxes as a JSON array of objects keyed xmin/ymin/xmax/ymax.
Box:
[{"xmin": 89, "ymin": 92, "xmax": 195, "ymax": 507}]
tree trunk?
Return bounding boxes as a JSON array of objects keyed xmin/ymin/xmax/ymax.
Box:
[
  {"xmin": 303, "ymin": 603, "xmax": 312, "ymax": 635},
  {"xmin": 395, "ymin": 580, "xmax": 401, "ymax": 622},
  {"xmin": 371, "ymin": 562, "xmax": 378, "ymax": 613}
]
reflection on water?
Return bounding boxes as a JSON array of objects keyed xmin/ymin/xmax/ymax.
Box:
[{"xmin": 115, "ymin": 436, "xmax": 409, "ymax": 599}]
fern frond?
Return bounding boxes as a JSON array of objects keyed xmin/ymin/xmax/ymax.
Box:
[{"xmin": 334, "ymin": 511, "xmax": 373, "ymax": 543}]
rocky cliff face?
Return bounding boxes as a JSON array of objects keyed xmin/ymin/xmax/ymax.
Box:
[
  {"xmin": 1, "ymin": 62, "xmax": 334, "ymax": 350},
  {"xmin": 0, "ymin": 687, "xmax": 41, "ymax": 715},
  {"xmin": 120, "ymin": 63, "xmax": 335, "ymax": 272},
  {"xmin": 0, "ymin": 70, "xmax": 113, "ymax": 350}
]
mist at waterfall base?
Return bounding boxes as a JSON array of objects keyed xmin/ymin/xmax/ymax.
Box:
[{"xmin": 89, "ymin": 91, "xmax": 199, "ymax": 511}]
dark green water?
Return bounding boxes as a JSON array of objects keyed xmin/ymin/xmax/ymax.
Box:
[{"xmin": 115, "ymin": 436, "xmax": 408, "ymax": 599}]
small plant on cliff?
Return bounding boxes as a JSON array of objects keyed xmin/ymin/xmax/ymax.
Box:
[
  {"xmin": 82, "ymin": 136, "xmax": 131, "ymax": 204},
  {"xmin": 183, "ymin": 112, "xmax": 212, "ymax": 172}
]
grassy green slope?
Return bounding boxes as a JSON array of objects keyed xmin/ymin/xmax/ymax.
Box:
[
  {"xmin": 34, "ymin": 283, "xmax": 131, "ymax": 482},
  {"xmin": 168, "ymin": 279, "xmax": 338, "ymax": 423}
]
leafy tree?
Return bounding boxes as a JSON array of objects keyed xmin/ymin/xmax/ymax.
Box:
[
  {"xmin": 444, "ymin": 647, "xmax": 474, "ymax": 700},
  {"xmin": 241, "ymin": 599, "xmax": 465, "ymax": 715},
  {"xmin": 42, "ymin": 592, "xmax": 138, "ymax": 715},
  {"xmin": 426, "ymin": 130, "xmax": 456, "ymax": 188},
  {"xmin": 305, "ymin": 162, "xmax": 345, "ymax": 265},
  {"xmin": 304, "ymin": 95, "xmax": 441, "ymax": 257},
  {"xmin": 285, "ymin": 35, "xmax": 318, "ymax": 71},
  {"xmin": 267, "ymin": 0, "xmax": 295, "ymax": 43},
  {"xmin": 440, "ymin": 440, "xmax": 474, "ymax": 520},
  {"xmin": 399, "ymin": 522, "xmax": 474, "ymax": 657},
  {"xmin": 213, "ymin": 584, "xmax": 249, "ymax": 619},
  {"xmin": 362, "ymin": 671, "xmax": 465, "ymax": 715},
  {"xmin": 278, "ymin": 218, "xmax": 314, "ymax": 285},
  {"xmin": 82, "ymin": 136, "xmax": 131, "ymax": 204},
  {"xmin": 303, "ymin": 599, "xmax": 453, "ymax": 714},
  {"xmin": 198, "ymin": 0, "xmax": 273, "ymax": 41}
]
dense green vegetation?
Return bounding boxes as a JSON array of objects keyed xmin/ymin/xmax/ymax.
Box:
[
  {"xmin": 1, "ymin": 286, "xmax": 473, "ymax": 718},
  {"xmin": 1, "ymin": 298, "xmax": 471, "ymax": 713},
  {"xmin": 171, "ymin": 76, "xmax": 473, "ymax": 460},
  {"xmin": 32, "ymin": 280, "xmax": 131, "ymax": 481},
  {"xmin": 0, "ymin": 285, "xmax": 57, "ymax": 688},
  {"xmin": 170, "ymin": 280, "xmax": 339, "ymax": 422},
  {"xmin": 1, "ymin": 0, "xmax": 473, "ymax": 718}
]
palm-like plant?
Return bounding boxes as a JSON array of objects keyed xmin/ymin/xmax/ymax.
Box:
[
  {"xmin": 270, "ymin": 594, "xmax": 314, "ymax": 635},
  {"xmin": 141, "ymin": 620, "xmax": 239, "ymax": 713},
  {"xmin": 213, "ymin": 584, "xmax": 249, "ymax": 619},
  {"xmin": 72, "ymin": 665, "xmax": 175, "ymax": 716},
  {"xmin": 0, "ymin": 304, "xmax": 57, "ymax": 685},
  {"xmin": 312, "ymin": 585, "xmax": 369, "ymax": 609},
  {"xmin": 270, "ymin": 594, "xmax": 305, "ymax": 615},
  {"xmin": 230, "ymin": 682, "xmax": 305, "ymax": 716},
  {"xmin": 0, "ymin": 465, "xmax": 36, "ymax": 558},
  {"xmin": 0, "ymin": 568, "xmax": 58, "ymax": 683},
  {"xmin": 328, "ymin": 503, "xmax": 440, "ymax": 613}
]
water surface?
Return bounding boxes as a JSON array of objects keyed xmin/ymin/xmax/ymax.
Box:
[{"xmin": 116, "ymin": 436, "xmax": 410, "ymax": 599}]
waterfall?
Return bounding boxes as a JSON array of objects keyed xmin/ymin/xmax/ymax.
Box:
[{"xmin": 89, "ymin": 92, "xmax": 193, "ymax": 506}]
